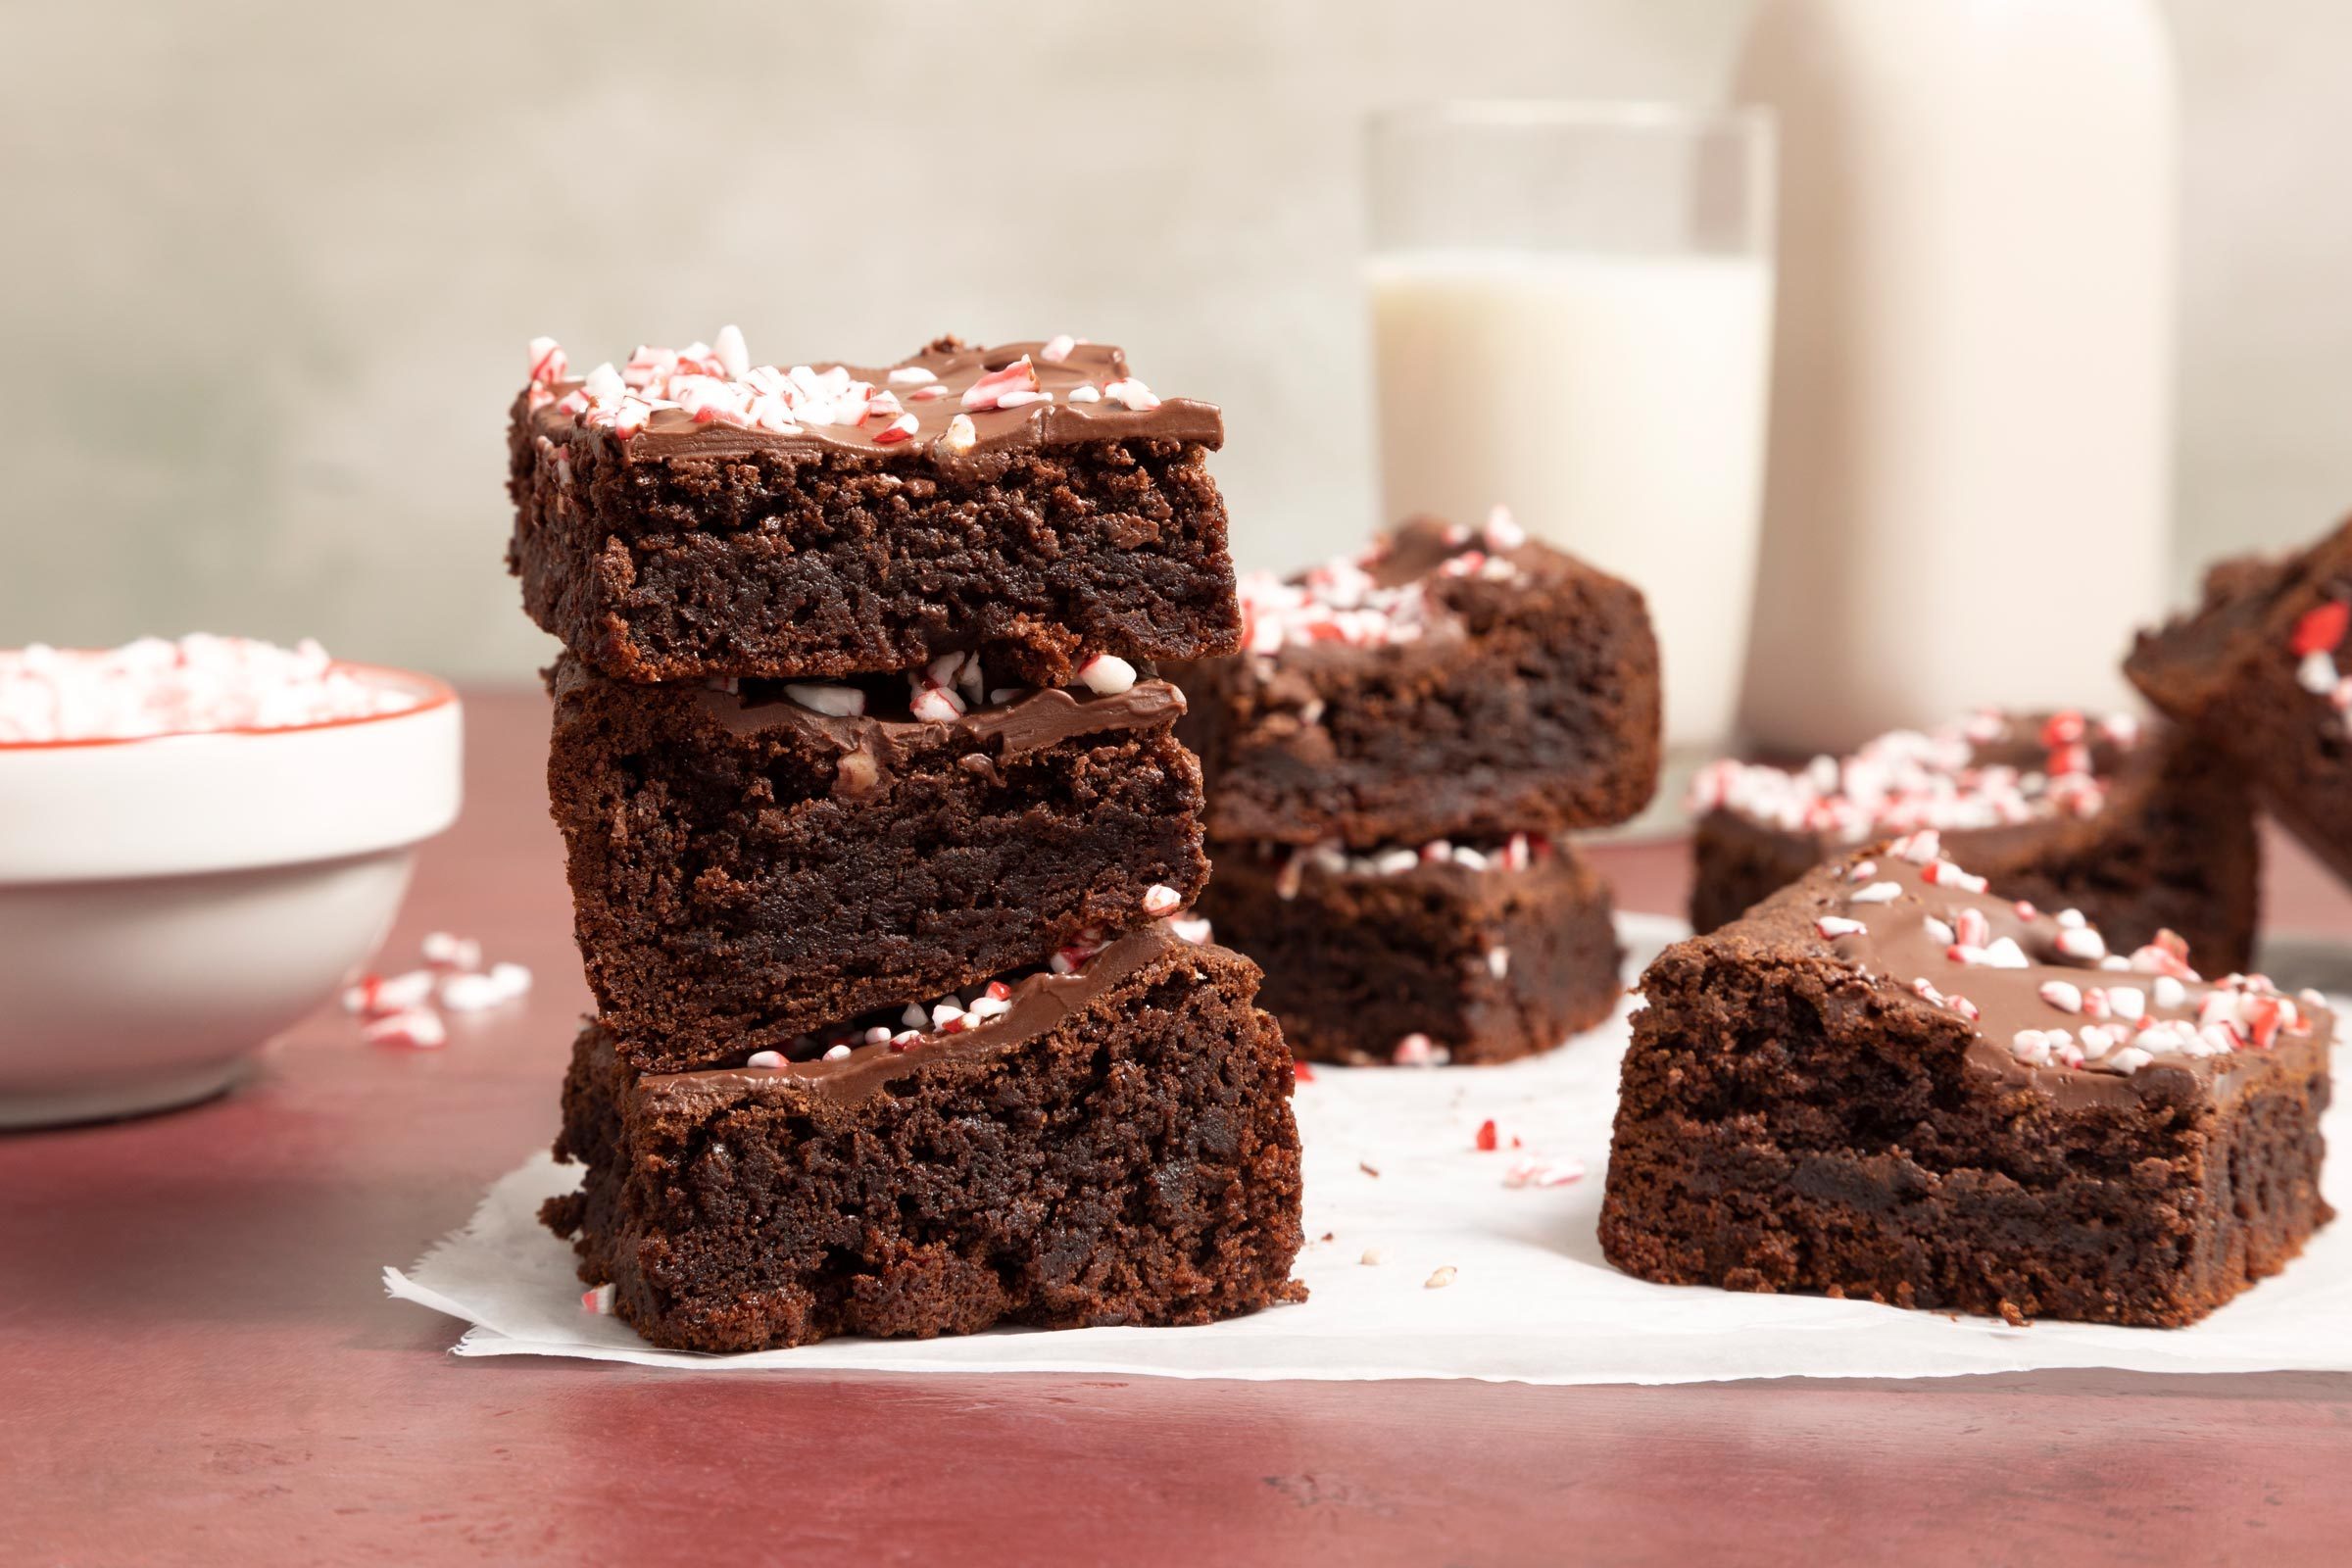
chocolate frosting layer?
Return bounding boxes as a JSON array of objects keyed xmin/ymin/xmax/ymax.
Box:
[
  {"xmin": 1788, "ymin": 844, "xmax": 2330, "ymax": 1111},
  {"xmin": 691, "ymin": 676, "xmax": 1186, "ymax": 760},
  {"xmin": 529, "ymin": 337, "xmax": 1222, "ymax": 461},
  {"xmin": 642, "ymin": 922, "xmax": 1195, "ymax": 1106}
]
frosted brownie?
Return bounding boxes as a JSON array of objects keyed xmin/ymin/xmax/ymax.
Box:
[
  {"xmin": 2129, "ymin": 513, "xmax": 2352, "ymax": 888},
  {"xmin": 542, "ymin": 924, "xmax": 1306, "ymax": 1351},
  {"xmin": 1690, "ymin": 710, "xmax": 2257, "ymax": 972},
  {"xmin": 548, "ymin": 651, "xmax": 1208, "ymax": 1074},
  {"xmin": 1601, "ymin": 833, "xmax": 2332, "ymax": 1327},
  {"xmin": 509, "ymin": 331, "xmax": 1240, "ymax": 684},
  {"xmin": 1200, "ymin": 833, "xmax": 1620, "ymax": 1065},
  {"xmin": 1171, "ymin": 514, "xmax": 1661, "ymax": 849}
]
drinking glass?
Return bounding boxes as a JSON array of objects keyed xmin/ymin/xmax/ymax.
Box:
[{"xmin": 1366, "ymin": 102, "xmax": 1777, "ymax": 808}]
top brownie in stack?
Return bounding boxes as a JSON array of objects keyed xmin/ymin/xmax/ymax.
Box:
[
  {"xmin": 1172, "ymin": 514, "xmax": 1662, "ymax": 849},
  {"xmin": 1689, "ymin": 710, "xmax": 2258, "ymax": 973},
  {"xmin": 509, "ymin": 332, "xmax": 1241, "ymax": 684},
  {"xmin": 2129, "ymin": 512, "xmax": 2352, "ymax": 888}
]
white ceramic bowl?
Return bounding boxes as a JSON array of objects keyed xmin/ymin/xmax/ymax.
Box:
[{"xmin": 0, "ymin": 666, "xmax": 463, "ymax": 1128}]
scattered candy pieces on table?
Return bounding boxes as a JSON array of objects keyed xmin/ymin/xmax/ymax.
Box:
[{"xmin": 343, "ymin": 932, "xmax": 532, "ymax": 1048}]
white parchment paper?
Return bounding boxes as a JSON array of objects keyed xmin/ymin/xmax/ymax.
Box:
[{"xmin": 387, "ymin": 915, "xmax": 2352, "ymax": 1382}]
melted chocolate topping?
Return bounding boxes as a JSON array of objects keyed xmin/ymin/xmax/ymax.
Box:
[
  {"xmin": 642, "ymin": 922, "xmax": 1194, "ymax": 1106},
  {"xmin": 692, "ymin": 676, "xmax": 1185, "ymax": 760}
]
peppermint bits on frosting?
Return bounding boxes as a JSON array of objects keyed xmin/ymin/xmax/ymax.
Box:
[
  {"xmin": 1812, "ymin": 843, "xmax": 2328, "ymax": 1079},
  {"xmin": 520, "ymin": 334, "xmax": 1189, "ymax": 456}
]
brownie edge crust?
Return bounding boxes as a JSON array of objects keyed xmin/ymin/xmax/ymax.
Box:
[{"xmin": 544, "ymin": 931, "xmax": 1307, "ymax": 1351}]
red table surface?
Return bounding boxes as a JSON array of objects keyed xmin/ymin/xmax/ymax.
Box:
[{"xmin": 7, "ymin": 689, "xmax": 2350, "ymax": 1567}]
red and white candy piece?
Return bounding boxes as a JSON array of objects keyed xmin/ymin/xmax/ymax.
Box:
[
  {"xmin": 961, "ymin": 356, "xmax": 1040, "ymax": 411},
  {"xmin": 1076, "ymin": 653, "xmax": 1137, "ymax": 695},
  {"xmin": 363, "ymin": 1008, "xmax": 446, "ymax": 1050},
  {"xmin": 1481, "ymin": 505, "xmax": 1526, "ymax": 551},
  {"xmin": 1503, "ymin": 1156, "xmax": 1586, "ymax": 1190},
  {"xmin": 527, "ymin": 336, "xmax": 568, "ymax": 385},
  {"xmin": 712, "ymin": 323, "xmax": 751, "ymax": 380},
  {"xmin": 747, "ymin": 1050, "xmax": 786, "ymax": 1069},
  {"xmin": 439, "ymin": 962, "xmax": 532, "ymax": 1013},
  {"xmin": 872, "ymin": 412, "xmax": 920, "ymax": 445},
  {"xmin": 1393, "ymin": 1033, "xmax": 1449, "ymax": 1066},
  {"xmin": 1039, "ymin": 333, "xmax": 1077, "ymax": 364},
  {"xmin": 1101, "ymin": 377, "xmax": 1161, "ymax": 412},
  {"xmin": 942, "ymin": 414, "xmax": 978, "ymax": 454},
  {"xmin": 422, "ymin": 931, "xmax": 483, "ymax": 971},
  {"xmin": 582, "ymin": 1283, "xmax": 616, "ymax": 1314},
  {"xmin": 785, "ymin": 682, "xmax": 867, "ymax": 717},
  {"xmin": 2290, "ymin": 601, "xmax": 2349, "ymax": 656},
  {"xmin": 1141, "ymin": 883, "xmax": 1184, "ymax": 917}
]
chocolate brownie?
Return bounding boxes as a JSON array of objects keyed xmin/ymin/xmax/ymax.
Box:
[
  {"xmin": 548, "ymin": 652, "xmax": 1209, "ymax": 1074},
  {"xmin": 1170, "ymin": 514, "xmax": 1661, "ymax": 849},
  {"xmin": 509, "ymin": 332, "xmax": 1241, "ymax": 684},
  {"xmin": 542, "ymin": 925, "xmax": 1307, "ymax": 1351},
  {"xmin": 2129, "ymin": 513, "xmax": 2352, "ymax": 888},
  {"xmin": 1600, "ymin": 834, "xmax": 2332, "ymax": 1327},
  {"xmin": 1200, "ymin": 833, "xmax": 1621, "ymax": 1066},
  {"xmin": 1690, "ymin": 710, "xmax": 2258, "ymax": 973}
]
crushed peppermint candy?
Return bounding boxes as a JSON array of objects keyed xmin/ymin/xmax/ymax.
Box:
[
  {"xmin": 1503, "ymin": 1156, "xmax": 1587, "ymax": 1190},
  {"xmin": 2286, "ymin": 599, "xmax": 2352, "ymax": 713},
  {"xmin": 344, "ymin": 932, "xmax": 532, "ymax": 1046},
  {"xmin": 1236, "ymin": 521, "xmax": 1525, "ymax": 657},
  {"xmin": 1272, "ymin": 833, "xmax": 1552, "ymax": 897},
  {"xmin": 1393, "ymin": 1033, "xmax": 1450, "ymax": 1067},
  {"xmin": 1688, "ymin": 710, "xmax": 2143, "ymax": 841},
  {"xmin": 361, "ymin": 1008, "xmax": 446, "ymax": 1051},
  {"xmin": 1076, "ymin": 653, "xmax": 1138, "ymax": 696},
  {"xmin": 0, "ymin": 636, "xmax": 430, "ymax": 744},
  {"xmin": 581, "ymin": 1283, "xmax": 617, "ymax": 1315},
  {"xmin": 1816, "ymin": 846, "xmax": 2328, "ymax": 1079},
  {"xmin": 526, "ymin": 332, "xmax": 1173, "ymax": 456}
]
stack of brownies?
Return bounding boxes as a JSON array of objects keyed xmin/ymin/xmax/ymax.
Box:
[
  {"xmin": 505, "ymin": 329, "xmax": 1304, "ymax": 1351},
  {"xmin": 1174, "ymin": 514, "xmax": 1662, "ymax": 1065}
]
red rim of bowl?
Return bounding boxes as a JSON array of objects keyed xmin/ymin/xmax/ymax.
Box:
[{"xmin": 0, "ymin": 661, "xmax": 460, "ymax": 752}]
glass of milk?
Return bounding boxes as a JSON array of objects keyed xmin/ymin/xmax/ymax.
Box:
[{"xmin": 1365, "ymin": 103, "xmax": 1777, "ymax": 808}]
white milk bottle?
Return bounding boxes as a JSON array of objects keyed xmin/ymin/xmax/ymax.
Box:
[{"xmin": 1735, "ymin": 0, "xmax": 2176, "ymax": 754}]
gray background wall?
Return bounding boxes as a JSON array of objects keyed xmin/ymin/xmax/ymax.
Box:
[{"xmin": 3, "ymin": 1, "xmax": 2344, "ymax": 680}]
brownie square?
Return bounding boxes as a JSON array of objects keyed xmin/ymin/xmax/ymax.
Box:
[
  {"xmin": 1171, "ymin": 515, "xmax": 1661, "ymax": 849},
  {"xmin": 542, "ymin": 926, "xmax": 1306, "ymax": 1351},
  {"xmin": 1199, "ymin": 833, "xmax": 1622, "ymax": 1066},
  {"xmin": 1690, "ymin": 710, "xmax": 2258, "ymax": 973},
  {"xmin": 2129, "ymin": 514, "xmax": 2352, "ymax": 888},
  {"xmin": 548, "ymin": 653, "xmax": 1209, "ymax": 1074},
  {"xmin": 1600, "ymin": 834, "xmax": 2332, "ymax": 1327},
  {"xmin": 508, "ymin": 333, "xmax": 1241, "ymax": 685}
]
